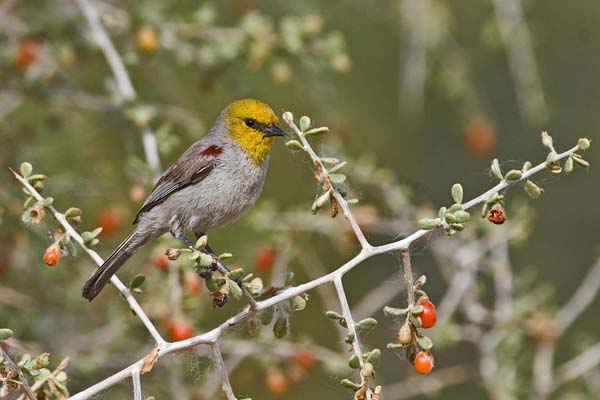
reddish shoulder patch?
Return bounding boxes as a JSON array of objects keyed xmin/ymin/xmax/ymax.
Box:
[{"xmin": 200, "ymin": 145, "xmax": 223, "ymax": 157}]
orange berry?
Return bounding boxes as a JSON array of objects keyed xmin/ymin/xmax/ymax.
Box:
[
  {"xmin": 414, "ymin": 351, "xmax": 434, "ymax": 374},
  {"xmin": 137, "ymin": 26, "xmax": 158, "ymax": 53},
  {"xmin": 96, "ymin": 208, "xmax": 122, "ymax": 237},
  {"xmin": 487, "ymin": 203, "xmax": 506, "ymax": 225},
  {"xmin": 43, "ymin": 246, "xmax": 60, "ymax": 267},
  {"xmin": 464, "ymin": 119, "xmax": 497, "ymax": 157},
  {"xmin": 185, "ymin": 274, "xmax": 202, "ymax": 295},
  {"xmin": 169, "ymin": 321, "xmax": 194, "ymax": 342},
  {"xmin": 266, "ymin": 369, "xmax": 288, "ymax": 395},
  {"xmin": 418, "ymin": 300, "xmax": 437, "ymax": 329},
  {"xmin": 154, "ymin": 254, "xmax": 169, "ymax": 271},
  {"xmin": 14, "ymin": 41, "xmax": 37, "ymax": 71},
  {"xmin": 129, "ymin": 184, "xmax": 146, "ymax": 203},
  {"xmin": 294, "ymin": 350, "xmax": 316, "ymax": 369},
  {"xmin": 255, "ymin": 246, "xmax": 276, "ymax": 272}
]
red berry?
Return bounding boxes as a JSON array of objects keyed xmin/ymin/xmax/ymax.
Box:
[
  {"xmin": 185, "ymin": 274, "xmax": 201, "ymax": 295},
  {"xmin": 43, "ymin": 246, "xmax": 60, "ymax": 267},
  {"xmin": 169, "ymin": 321, "xmax": 194, "ymax": 342},
  {"xmin": 414, "ymin": 351, "xmax": 434, "ymax": 374},
  {"xmin": 14, "ymin": 41, "xmax": 37, "ymax": 71},
  {"xmin": 154, "ymin": 254, "xmax": 169, "ymax": 271},
  {"xmin": 488, "ymin": 203, "xmax": 506, "ymax": 225},
  {"xmin": 418, "ymin": 300, "xmax": 437, "ymax": 329},
  {"xmin": 294, "ymin": 350, "xmax": 316, "ymax": 369},
  {"xmin": 255, "ymin": 246, "xmax": 276, "ymax": 272},
  {"xmin": 266, "ymin": 369, "xmax": 288, "ymax": 395},
  {"xmin": 464, "ymin": 119, "xmax": 497, "ymax": 157},
  {"xmin": 96, "ymin": 208, "xmax": 122, "ymax": 237}
]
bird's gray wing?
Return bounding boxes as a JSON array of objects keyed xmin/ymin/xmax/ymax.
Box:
[{"xmin": 132, "ymin": 142, "xmax": 224, "ymax": 224}]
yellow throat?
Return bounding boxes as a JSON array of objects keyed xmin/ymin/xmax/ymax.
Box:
[{"xmin": 225, "ymin": 99, "xmax": 279, "ymax": 165}]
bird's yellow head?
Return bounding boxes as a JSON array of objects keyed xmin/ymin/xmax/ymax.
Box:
[{"xmin": 225, "ymin": 98, "xmax": 284, "ymax": 165}]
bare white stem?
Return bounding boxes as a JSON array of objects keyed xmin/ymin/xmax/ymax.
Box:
[
  {"xmin": 131, "ymin": 367, "xmax": 142, "ymax": 400},
  {"xmin": 75, "ymin": 0, "xmax": 161, "ymax": 178},
  {"xmin": 552, "ymin": 341, "xmax": 600, "ymax": 389},
  {"xmin": 11, "ymin": 170, "xmax": 166, "ymax": 346},
  {"xmin": 334, "ymin": 276, "xmax": 372, "ymax": 400},
  {"xmin": 212, "ymin": 344, "xmax": 237, "ymax": 400},
  {"xmin": 553, "ymin": 259, "xmax": 600, "ymax": 335},
  {"xmin": 531, "ymin": 342, "xmax": 554, "ymax": 400}
]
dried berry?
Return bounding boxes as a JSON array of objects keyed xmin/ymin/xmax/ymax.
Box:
[
  {"xmin": 487, "ymin": 203, "xmax": 506, "ymax": 225},
  {"xmin": 43, "ymin": 246, "xmax": 61, "ymax": 267}
]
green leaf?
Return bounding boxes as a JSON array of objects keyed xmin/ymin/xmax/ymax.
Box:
[
  {"xmin": 451, "ymin": 183, "xmax": 463, "ymax": 204},
  {"xmin": 299, "ymin": 116, "xmax": 311, "ymax": 131},
  {"xmin": 453, "ymin": 210, "xmax": 470, "ymax": 223},
  {"xmin": 491, "ymin": 158, "xmax": 503, "ymax": 180},
  {"xmin": 285, "ymin": 140, "xmax": 304, "ymax": 150},
  {"xmin": 258, "ymin": 307, "xmax": 275, "ymax": 325},
  {"xmin": 504, "ymin": 169, "xmax": 523, "ymax": 181},
  {"xmin": 329, "ymin": 173, "xmax": 346, "ymax": 184},
  {"xmin": 0, "ymin": 328, "xmax": 14, "ymax": 340},
  {"xmin": 305, "ymin": 127, "xmax": 329, "ymax": 136},
  {"xmin": 228, "ymin": 268, "xmax": 245, "ymax": 281},
  {"xmin": 20, "ymin": 162, "xmax": 33, "ymax": 178},
  {"xmin": 356, "ymin": 318, "xmax": 378, "ymax": 330},
  {"xmin": 383, "ymin": 306, "xmax": 409, "ymax": 316},
  {"xmin": 565, "ymin": 156, "xmax": 574, "ymax": 174},
  {"xmin": 328, "ymin": 161, "xmax": 347, "ymax": 174},
  {"xmin": 290, "ymin": 295, "xmax": 307, "ymax": 311},
  {"xmin": 348, "ymin": 354, "xmax": 360, "ymax": 369},
  {"xmin": 417, "ymin": 335, "xmax": 434, "ymax": 350},
  {"xmin": 366, "ymin": 348, "xmax": 381, "ymax": 363},
  {"xmin": 523, "ymin": 180, "xmax": 543, "ymax": 199},
  {"xmin": 129, "ymin": 274, "xmax": 146, "ymax": 289},
  {"xmin": 198, "ymin": 253, "xmax": 214, "ymax": 267},
  {"xmin": 273, "ymin": 316, "xmax": 289, "ymax": 339},
  {"xmin": 28, "ymin": 174, "xmax": 47, "ymax": 183},
  {"xmin": 228, "ymin": 278, "xmax": 242, "ymax": 300},
  {"xmin": 340, "ymin": 379, "xmax": 361, "ymax": 390},
  {"xmin": 325, "ymin": 310, "xmax": 343, "ymax": 320},
  {"xmin": 417, "ymin": 218, "xmax": 438, "ymax": 230},
  {"xmin": 578, "ymin": 138, "xmax": 591, "ymax": 151}
]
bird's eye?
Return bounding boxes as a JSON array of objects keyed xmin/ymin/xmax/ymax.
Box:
[{"xmin": 244, "ymin": 118, "xmax": 256, "ymax": 128}]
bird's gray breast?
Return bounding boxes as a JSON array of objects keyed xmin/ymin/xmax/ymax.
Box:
[{"xmin": 168, "ymin": 147, "xmax": 269, "ymax": 234}]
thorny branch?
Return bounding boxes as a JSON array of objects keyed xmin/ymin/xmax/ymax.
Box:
[
  {"xmin": 0, "ymin": 345, "xmax": 36, "ymax": 400},
  {"xmin": 16, "ymin": 357, "xmax": 71, "ymax": 400},
  {"xmin": 11, "ymin": 119, "xmax": 588, "ymax": 399},
  {"xmin": 11, "ymin": 170, "xmax": 166, "ymax": 346}
]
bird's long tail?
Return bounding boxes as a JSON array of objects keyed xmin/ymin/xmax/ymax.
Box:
[{"xmin": 82, "ymin": 229, "xmax": 148, "ymax": 301}]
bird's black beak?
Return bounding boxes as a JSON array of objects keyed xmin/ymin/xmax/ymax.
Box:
[{"xmin": 262, "ymin": 124, "xmax": 285, "ymax": 138}]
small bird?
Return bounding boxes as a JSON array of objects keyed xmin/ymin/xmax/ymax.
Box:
[{"xmin": 82, "ymin": 98, "xmax": 284, "ymax": 301}]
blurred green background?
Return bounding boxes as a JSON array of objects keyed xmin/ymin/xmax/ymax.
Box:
[{"xmin": 1, "ymin": 1, "xmax": 598, "ymax": 399}]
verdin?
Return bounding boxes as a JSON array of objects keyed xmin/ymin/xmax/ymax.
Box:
[{"xmin": 82, "ymin": 98, "xmax": 284, "ymax": 301}]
